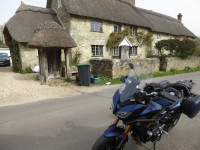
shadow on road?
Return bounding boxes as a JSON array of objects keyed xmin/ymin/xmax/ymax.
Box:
[{"xmin": 0, "ymin": 119, "xmax": 142, "ymax": 150}]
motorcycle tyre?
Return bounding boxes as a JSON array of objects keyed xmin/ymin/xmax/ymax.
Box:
[{"xmin": 92, "ymin": 135, "xmax": 119, "ymax": 150}]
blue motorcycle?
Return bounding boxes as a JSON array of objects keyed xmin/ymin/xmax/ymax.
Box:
[{"xmin": 92, "ymin": 63, "xmax": 200, "ymax": 150}]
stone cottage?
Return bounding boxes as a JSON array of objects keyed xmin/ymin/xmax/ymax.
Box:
[
  {"xmin": 4, "ymin": 0, "xmax": 196, "ymax": 71},
  {"xmin": 0, "ymin": 25, "xmax": 5, "ymax": 44},
  {"xmin": 46, "ymin": 0, "xmax": 196, "ymax": 63},
  {"xmin": 3, "ymin": 3, "xmax": 76, "ymax": 81}
]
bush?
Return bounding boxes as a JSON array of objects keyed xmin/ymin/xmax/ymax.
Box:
[
  {"xmin": 72, "ymin": 49, "xmax": 82, "ymax": 64},
  {"xmin": 184, "ymin": 66, "xmax": 192, "ymax": 72},
  {"xmin": 176, "ymin": 39, "xmax": 197, "ymax": 58},
  {"xmin": 20, "ymin": 67, "xmax": 34, "ymax": 74},
  {"xmin": 155, "ymin": 39, "xmax": 197, "ymax": 58}
]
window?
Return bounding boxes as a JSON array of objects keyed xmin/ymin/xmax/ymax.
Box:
[
  {"xmin": 168, "ymin": 35, "xmax": 174, "ymax": 39},
  {"xmin": 155, "ymin": 49, "xmax": 160, "ymax": 54},
  {"xmin": 157, "ymin": 33, "xmax": 162, "ymax": 40},
  {"xmin": 114, "ymin": 24, "xmax": 121, "ymax": 33},
  {"xmin": 92, "ymin": 45, "xmax": 103, "ymax": 56},
  {"xmin": 113, "ymin": 47, "xmax": 120, "ymax": 56},
  {"xmin": 91, "ymin": 21, "xmax": 103, "ymax": 32},
  {"xmin": 58, "ymin": 0, "xmax": 61, "ymax": 8},
  {"xmin": 129, "ymin": 46, "xmax": 138, "ymax": 56},
  {"xmin": 130, "ymin": 26, "xmax": 137, "ymax": 35},
  {"xmin": 180, "ymin": 36, "xmax": 184, "ymax": 41}
]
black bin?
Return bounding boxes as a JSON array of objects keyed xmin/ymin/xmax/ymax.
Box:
[{"xmin": 76, "ymin": 64, "xmax": 90, "ymax": 86}]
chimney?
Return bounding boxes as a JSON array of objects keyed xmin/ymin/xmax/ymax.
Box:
[
  {"xmin": 177, "ymin": 13, "xmax": 183, "ymax": 22},
  {"xmin": 131, "ymin": 0, "xmax": 135, "ymax": 6}
]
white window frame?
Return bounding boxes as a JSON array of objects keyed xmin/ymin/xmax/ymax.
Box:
[
  {"xmin": 113, "ymin": 47, "xmax": 119, "ymax": 56},
  {"xmin": 114, "ymin": 24, "xmax": 121, "ymax": 33},
  {"xmin": 92, "ymin": 45, "xmax": 103, "ymax": 56},
  {"xmin": 91, "ymin": 21, "xmax": 103, "ymax": 32},
  {"xmin": 129, "ymin": 46, "xmax": 138, "ymax": 56},
  {"xmin": 130, "ymin": 26, "xmax": 137, "ymax": 35},
  {"xmin": 180, "ymin": 36, "xmax": 184, "ymax": 41},
  {"xmin": 157, "ymin": 33, "xmax": 162, "ymax": 40},
  {"xmin": 58, "ymin": 0, "xmax": 61, "ymax": 8}
]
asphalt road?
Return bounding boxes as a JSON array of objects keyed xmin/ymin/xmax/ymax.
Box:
[{"xmin": 0, "ymin": 72, "xmax": 200, "ymax": 150}]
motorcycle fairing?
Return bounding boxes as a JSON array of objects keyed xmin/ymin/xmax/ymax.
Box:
[
  {"xmin": 140, "ymin": 101, "xmax": 162, "ymax": 115},
  {"xmin": 104, "ymin": 124, "xmax": 124, "ymax": 139},
  {"xmin": 117, "ymin": 104, "xmax": 145, "ymax": 112},
  {"xmin": 113, "ymin": 90, "xmax": 120, "ymax": 113},
  {"xmin": 170, "ymin": 101, "xmax": 181, "ymax": 110},
  {"xmin": 153, "ymin": 98, "xmax": 172, "ymax": 106}
]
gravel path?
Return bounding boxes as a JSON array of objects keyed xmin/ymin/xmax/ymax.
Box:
[{"xmin": 0, "ymin": 67, "xmax": 119, "ymax": 107}]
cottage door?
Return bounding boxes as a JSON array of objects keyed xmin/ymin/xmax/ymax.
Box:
[{"xmin": 120, "ymin": 47, "xmax": 129, "ymax": 59}]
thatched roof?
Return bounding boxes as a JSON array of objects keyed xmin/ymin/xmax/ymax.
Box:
[
  {"xmin": 47, "ymin": 0, "xmax": 152, "ymax": 29},
  {"xmin": 29, "ymin": 21, "xmax": 76, "ymax": 48},
  {"xmin": 4, "ymin": 3, "xmax": 60, "ymax": 43},
  {"xmin": 138, "ymin": 8, "xmax": 196, "ymax": 38},
  {"xmin": 47, "ymin": 0, "xmax": 196, "ymax": 38}
]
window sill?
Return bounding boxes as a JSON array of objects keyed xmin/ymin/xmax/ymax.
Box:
[
  {"xmin": 92, "ymin": 55, "xmax": 104, "ymax": 57},
  {"xmin": 90, "ymin": 31, "xmax": 103, "ymax": 33}
]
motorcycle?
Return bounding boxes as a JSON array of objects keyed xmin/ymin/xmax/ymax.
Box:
[{"xmin": 92, "ymin": 63, "xmax": 200, "ymax": 150}]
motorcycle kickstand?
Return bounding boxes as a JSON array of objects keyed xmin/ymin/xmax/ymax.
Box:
[{"xmin": 153, "ymin": 142, "xmax": 156, "ymax": 150}]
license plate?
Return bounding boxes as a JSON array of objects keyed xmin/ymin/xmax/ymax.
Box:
[{"xmin": 0, "ymin": 62, "xmax": 4, "ymax": 64}]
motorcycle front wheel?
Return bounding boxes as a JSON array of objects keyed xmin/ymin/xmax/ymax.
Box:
[{"xmin": 92, "ymin": 135, "xmax": 118, "ymax": 150}]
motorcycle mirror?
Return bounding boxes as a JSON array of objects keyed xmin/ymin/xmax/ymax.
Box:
[
  {"xmin": 129, "ymin": 63, "xmax": 134, "ymax": 69},
  {"xmin": 120, "ymin": 76, "xmax": 126, "ymax": 83}
]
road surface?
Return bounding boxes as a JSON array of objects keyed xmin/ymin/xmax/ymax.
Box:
[{"xmin": 0, "ymin": 72, "xmax": 200, "ymax": 150}]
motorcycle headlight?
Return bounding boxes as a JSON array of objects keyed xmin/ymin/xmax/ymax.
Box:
[{"xmin": 116, "ymin": 111, "xmax": 132, "ymax": 119}]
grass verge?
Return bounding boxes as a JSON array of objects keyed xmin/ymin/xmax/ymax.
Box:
[{"xmin": 94, "ymin": 66, "xmax": 200, "ymax": 85}]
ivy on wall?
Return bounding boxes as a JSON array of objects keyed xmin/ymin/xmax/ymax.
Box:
[
  {"xmin": 7, "ymin": 40, "xmax": 22, "ymax": 72},
  {"xmin": 106, "ymin": 27, "xmax": 153, "ymax": 56}
]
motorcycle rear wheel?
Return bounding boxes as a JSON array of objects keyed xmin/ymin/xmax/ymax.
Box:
[{"xmin": 92, "ymin": 135, "xmax": 118, "ymax": 150}]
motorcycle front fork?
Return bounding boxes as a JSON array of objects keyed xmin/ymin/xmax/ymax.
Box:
[{"xmin": 113, "ymin": 117, "xmax": 132, "ymax": 149}]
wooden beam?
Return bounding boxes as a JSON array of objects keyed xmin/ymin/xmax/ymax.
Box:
[{"xmin": 64, "ymin": 48, "xmax": 70, "ymax": 78}]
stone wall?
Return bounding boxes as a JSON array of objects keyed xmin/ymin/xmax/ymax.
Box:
[
  {"xmin": 164, "ymin": 57, "xmax": 200, "ymax": 71},
  {"xmin": 19, "ymin": 44, "xmax": 39, "ymax": 69},
  {"xmin": 90, "ymin": 58, "xmax": 160, "ymax": 78},
  {"xmin": 0, "ymin": 25, "xmax": 4, "ymax": 43}
]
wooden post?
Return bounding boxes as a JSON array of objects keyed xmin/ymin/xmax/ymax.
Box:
[
  {"xmin": 38, "ymin": 48, "xmax": 48, "ymax": 83},
  {"xmin": 43, "ymin": 49, "xmax": 48, "ymax": 83},
  {"xmin": 64, "ymin": 48, "xmax": 70, "ymax": 78}
]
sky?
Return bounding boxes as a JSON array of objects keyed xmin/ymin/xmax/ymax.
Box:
[{"xmin": 0, "ymin": 0, "xmax": 199, "ymax": 37}]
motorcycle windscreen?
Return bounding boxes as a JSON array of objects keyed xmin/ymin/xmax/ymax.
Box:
[{"xmin": 119, "ymin": 78, "xmax": 140, "ymax": 106}]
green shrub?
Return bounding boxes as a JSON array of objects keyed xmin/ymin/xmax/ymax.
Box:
[
  {"xmin": 170, "ymin": 69, "xmax": 177, "ymax": 73},
  {"xmin": 184, "ymin": 66, "xmax": 192, "ymax": 72},
  {"xmin": 64, "ymin": 77, "xmax": 71, "ymax": 82},
  {"xmin": 155, "ymin": 39, "xmax": 197, "ymax": 58},
  {"xmin": 20, "ymin": 67, "xmax": 34, "ymax": 74}
]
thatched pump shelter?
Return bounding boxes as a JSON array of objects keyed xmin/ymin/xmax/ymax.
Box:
[{"xmin": 29, "ymin": 21, "xmax": 76, "ymax": 82}]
